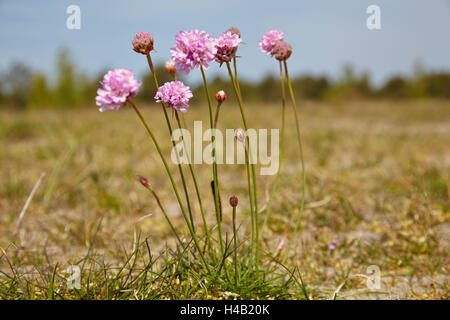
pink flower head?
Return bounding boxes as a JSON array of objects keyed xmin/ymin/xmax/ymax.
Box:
[
  {"xmin": 328, "ymin": 238, "xmax": 339, "ymax": 251},
  {"xmin": 96, "ymin": 69, "xmax": 141, "ymax": 112},
  {"xmin": 132, "ymin": 32, "xmax": 154, "ymax": 55},
  {"xmin": 215, "ymin": 31, "xmax": 242, "ymax": 64},
  {"xmin": 273, "ymin": 40, "xmax": 292, "ymax": 61},
  {"xmin": 154, "ymin": 81, "xmax": 193, "ymax": 113},
  {"xmin": 259, "ymin": 30, "xmax": 284, "ymax": 55},
  {"xmin": 170, "ymin": 29, "xmax": 217, "ymax": 74}
]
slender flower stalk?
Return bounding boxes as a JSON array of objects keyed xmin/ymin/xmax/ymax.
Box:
[
  {"xmin": 262, "ymin": 60, "xmax": 286, "ymax": 235},
  {"xmin": 233, "ymin": 57, "xmax": 241, "ymax": 97},
  {"xmin": 227, "ymin": 27, "xmax": 242, "ymax": 96},
  {"xmin": 174, "ymin": 111, "xmax": 213, "ymax": 253},
  {"xmin": 235, "ymin": 129, "xmax": 255, "ymax": 250},
  {"xmin": 225, "ymin": 61, "xmax": 259, "ymax": 267},
  {"xmin": 230, "ymin": 196, "xmax": 239, "ymax": 286},
  {"xmin": 128, "ymin": 100, "xmax": 210, "ymax": 273},
  {"xmin": 244, "ymin": 143, "xmax": 255, "ymax": 249},
  {"xmin": 145, "ymin": 53, "xmax": 196, "ymax": 232},
  {"xmin": 200, "ymin": 65, "xmax": 224, "ymax": 254},
  {"xmin": 281, "ymin": 60, "xmax": 307, "ymax": 263},
  {"xmin": 137, "ymin": 176, "xmax": 183, "ymax": 246},
  {"xmin": 162, "ymin": 60, "xmax": 212, "ymax": 249}
]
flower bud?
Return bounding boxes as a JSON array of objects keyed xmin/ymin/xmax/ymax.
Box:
[
  {"xmin": 272, "ymin": 40, "xmax": 292, "ymax": 61},
  {"xmin": 132, "ymin": 32, "xmax": 154, "ymax": 55},
  {"xmin": 165, "ymin": 59, "xmax": 176, "ymax": 75},
  {"xmin": 215, "ymin": 90, "xmax": 227, "ymax": 103},
  {"xmin": 137, "ymin": 175, "xmax": 149, "ymax": 187},
  {"xmin": 227, "ymin": 27, "xmax": 241, "ymax": 38},
  {"xmin": 229, "ymin": 195, "xmax": 238, "ymax": 207},
  {"xmin": 234, "ymin": 128, "xmax": 245, "ymax": 143}
]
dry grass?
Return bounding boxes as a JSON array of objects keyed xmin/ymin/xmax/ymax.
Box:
[{"xmin": 0, "ymin": 100, "xmax": 448, "ymax": 299}]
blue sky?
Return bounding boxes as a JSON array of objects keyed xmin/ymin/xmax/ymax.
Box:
[{"xmin": 1, "ymin": 0, "xmax": 449, "ymax": 86}]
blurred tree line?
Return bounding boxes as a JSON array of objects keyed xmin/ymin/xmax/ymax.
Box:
[{"xmin": 1, "ymin": 49, "xmax": 449, "ymax": 109}]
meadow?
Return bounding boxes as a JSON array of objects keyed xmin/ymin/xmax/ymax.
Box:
[{"xmin": 0, "ymin": 100, "xmax": 448, "ymax": 299}]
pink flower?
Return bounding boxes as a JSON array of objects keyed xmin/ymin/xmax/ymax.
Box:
[
  {"xmin": 170, "ymin": 29, "xmax": 217, "ymax": 74},
  {"xmin": 154, "ymin": 81, "xmax": 193, "ymax": 113},
  {"xmin": 259, "ymin": 30, "xmax": 284, "ymax": 55},
  {"xmin": 328, "ymin": 238, "xmax": 339, "ymax": 251},
  {"xmin": 132, "ymin": 32, "xmax": 154, "ymax": 55},
  {"xmin": 96, "ymin": 69, "xmax": 141, "ymax": 112},
  {"xmin": 215, "ymin": 31, "xmax": 242, "ymax": 64},
  {"xmin": 273, "ymin": 41, "xmax": 292, "ymax": 61}
]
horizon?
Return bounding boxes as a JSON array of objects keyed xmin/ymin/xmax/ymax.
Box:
[{"xmin": 1, "ymin": 0, "xmax": 450, "ymax": 86}]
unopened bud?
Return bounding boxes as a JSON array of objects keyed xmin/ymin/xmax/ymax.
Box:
[
  {"xmin": 229, "ymin": 195, "xmax": 238, "ymax": 207},
  {"xmin": 132, "ymin": 32, "xmax": 154, "ymax": 55},
  {"xmin": 137, "ymin": 175, "xmax": 150, "ymax": 187},
  {"xmin": 165, "ymin": 59, "xmax": 176, "ymax": 75},
  {"xmin": 234, "ymin": 128, "xmax": 245, "ymax": 143},
  {"xmin": 215, "ymin": 90, "xmax": 227, "ymax": 103}
]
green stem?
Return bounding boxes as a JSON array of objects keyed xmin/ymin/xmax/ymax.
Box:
[
  {"xmin": 244, "ymin": 147, "xmax": 255, "ymax": 249},
  {"xmin": 200, "ymin": 65, "xmax": 224, "ymax": 254},
  {"xmin": 142, "ymin": 182, "xmax": 183, "ymax": 246},
  {"xmin": 225, "ymin": 61, "xmax": 259, "ymax": 267},
  {"xmin": 146, "ymin": 53, "xmax": 195, "ymax": 233},
  {"xmin": 213, "ymin": 102, "xmax": 222, "ymax": 128},
  {"xmin": 232, "ymin": 205, "xmax": 238, "ymax": 287},
  {"xmin": 129, "ymin": 100, "xmax": 210, "ymax": 273},
  {"xmin": 282, "ymin": 60, "xmax": 307, "ymax": 264},
  {"xmin": 174, "ymin": 112, "xmax": 213, "ymax": 254},
  {"xmin": 233, "ymin": 57, "xmax": 241, "ymax": 97},
  {"xmin": 262, "ymin": 60, "xmax": 286, "ymax": 236}
]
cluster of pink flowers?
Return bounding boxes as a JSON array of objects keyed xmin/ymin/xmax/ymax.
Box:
[
  {"xmin": 215, "ymin": 31, "xmax": 242, "ymax": 64},
  {"xmin": 95, "ymin": 68, "xmax": 141, "ymax": 112},
  {"xmin": 170, "ymin": 29, "xmax": 217, "ymax": 74},
  {"xmin": 259, "ymin": 30, "xmax": 292, "ymax": 61},
  {"xmin": 154, "ymin": 81, "xmax": 193, "ymax": 113},
  {"xmin": 96, "ymin": 28, "xmax": 292, "ymax": 113}
]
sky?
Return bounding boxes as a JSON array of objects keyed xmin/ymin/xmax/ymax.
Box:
[{"xmin": 1, "ymin": 0, "xmax": 450, "ymax": 86}]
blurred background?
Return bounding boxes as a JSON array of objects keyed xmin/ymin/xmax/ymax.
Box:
[
  {"xmin": 1, "ymin": 0, "xmax": 450, "ymax": 109},
  {"xmin": 0, "ymin": 1, "xmax": 449, "ymax": 299}
]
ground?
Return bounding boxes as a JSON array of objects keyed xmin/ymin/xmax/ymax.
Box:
[{"xmin": 0, "ymin": 100, "xmax": 448, "ymax": 299}]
